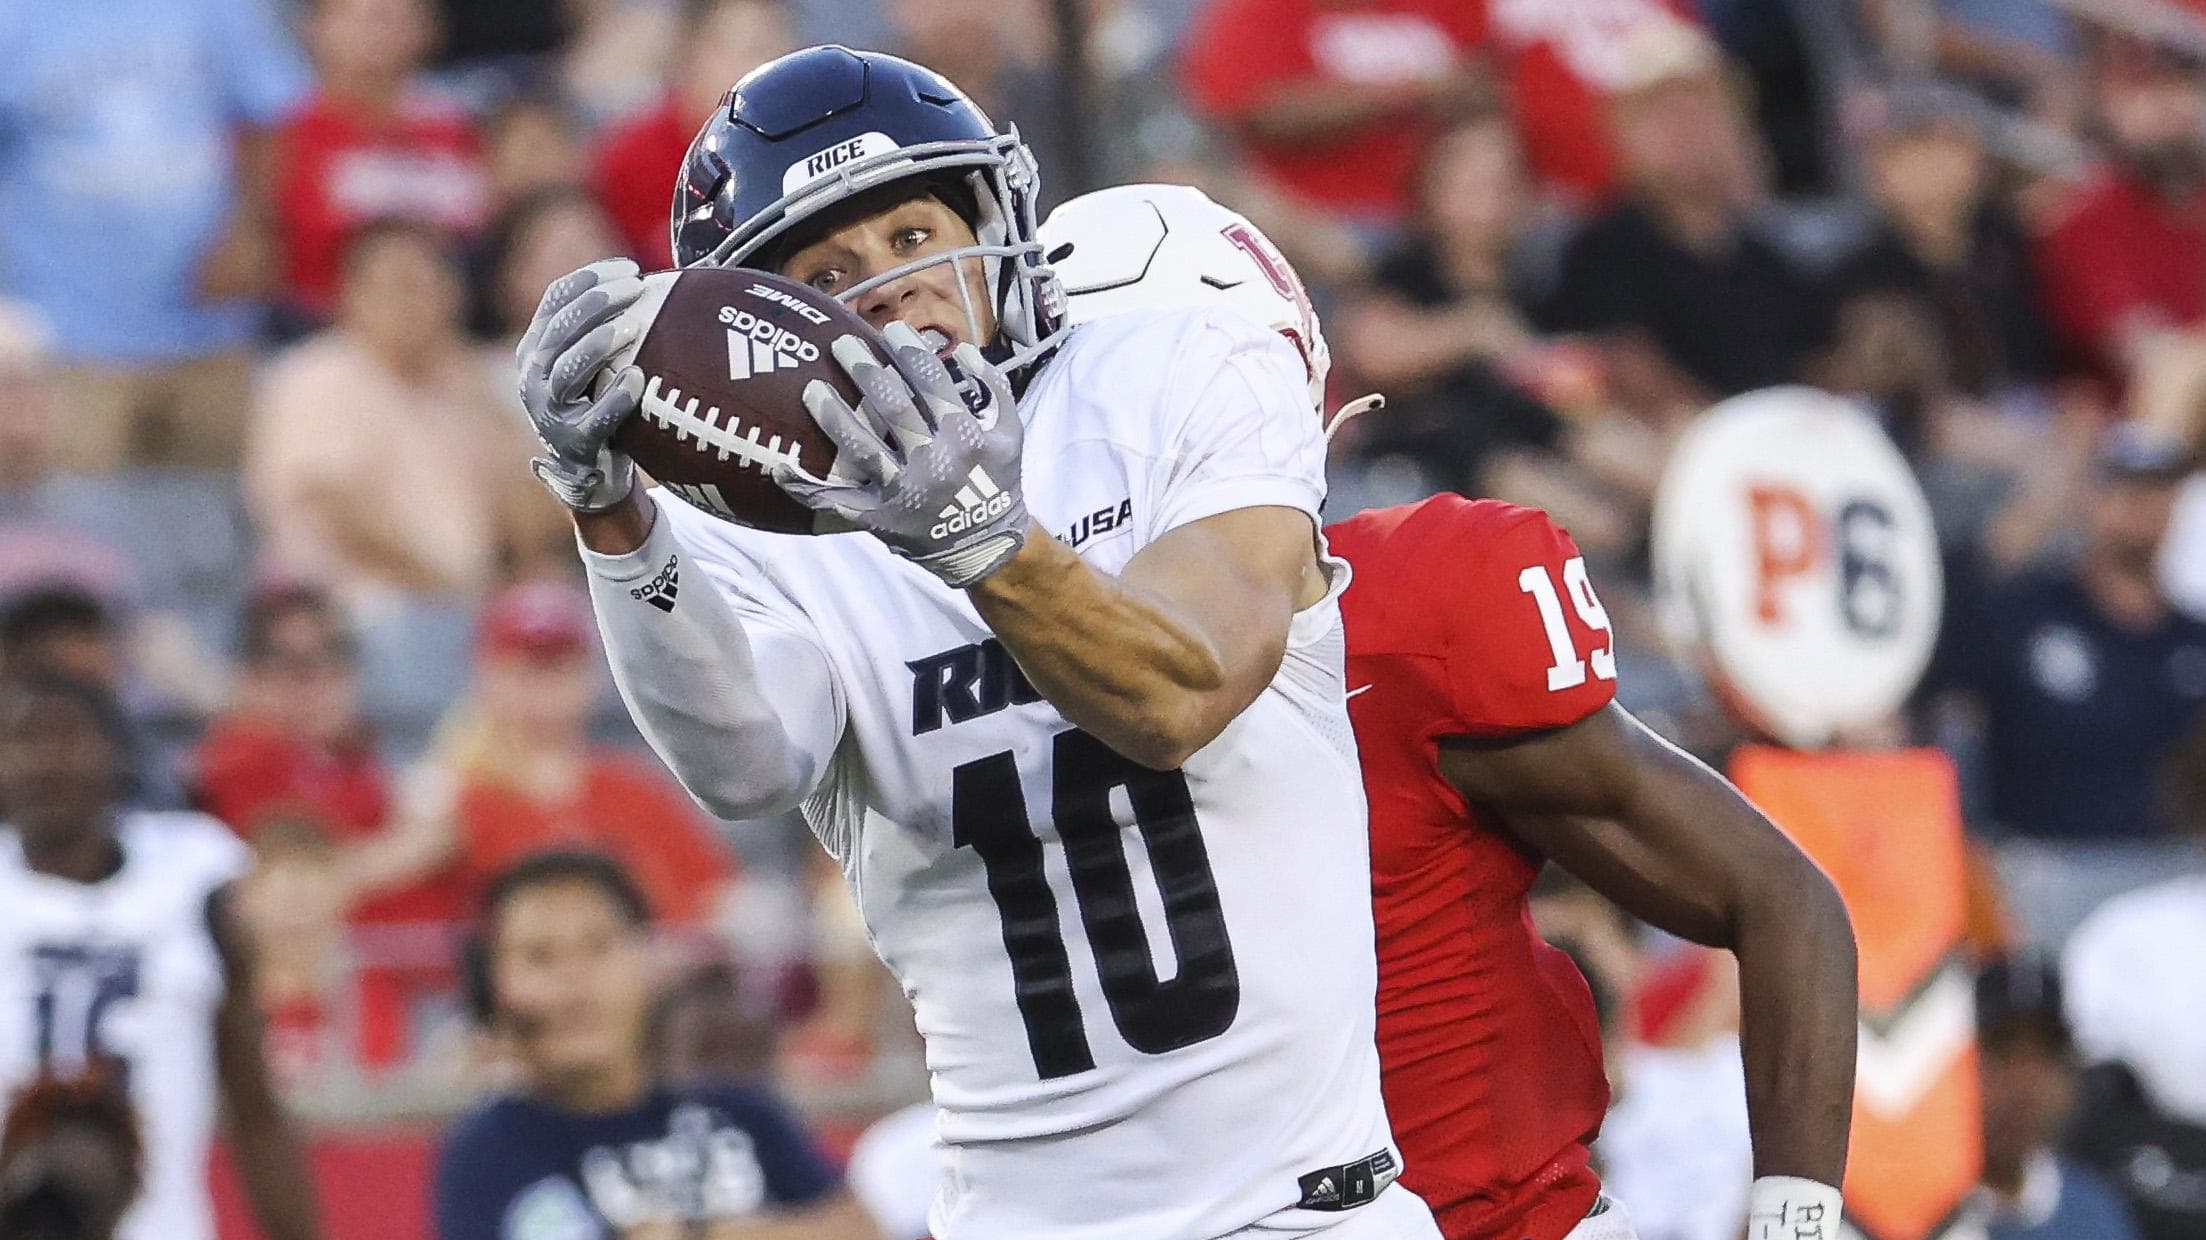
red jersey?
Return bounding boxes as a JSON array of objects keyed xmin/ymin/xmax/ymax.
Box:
[
  {"xmin": 1481, "ymin": 0, "xmax": 1704, "ymax": 203},
  {"xmin": 188, "ymin": 714, "xmax": 462, "ymax": 925},
  {"xmin": 1181, "ymin": 0, "xmax": 1484, "ymax": 218},
  {"xmin": 1328, "ymin": 495, "xmax": 1617, "ymax": 1240},
  {"xmin": 2033, "ymin": 168, "xmax": 2206, "ymax": 374},
  {"xmin": 452, "ymin": 749, "xmax": 736, "ymax": 924},
  {"xmin": 189, "ymin": 714, "xmax": 465, "ymax": 1068},
  {"xmin": 272, "ymin": 91, "xmax": 488, "ymax": 314}
]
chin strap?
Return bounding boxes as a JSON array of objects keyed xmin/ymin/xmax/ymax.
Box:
[
  {"xmin": 997, "ymin": 322, "xmax": 1069, "ymax": 399},
  {"xmin": 1323, "ymin": 392, "xmax": 1386, "ymax": 446}
]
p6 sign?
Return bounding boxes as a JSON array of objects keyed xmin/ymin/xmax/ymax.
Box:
[{"xmin": 1653, "ymin": 387, "xmax": 1943, "ymax": 748}]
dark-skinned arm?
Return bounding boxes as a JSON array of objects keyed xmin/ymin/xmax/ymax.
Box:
[
  {"xmin": 1439, "ymin": 703, "xmax": 1857, "ymax": 1187},
  {"xmin": 205, "ymin": 884, "xmax": 323, "ymax": 1240},
  {"xmin": 966, "ymin": 506, "xmax": 1328, "ymax": 770}
]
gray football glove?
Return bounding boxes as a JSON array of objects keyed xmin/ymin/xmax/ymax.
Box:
[
  {"xmin": 771, "ymin": 322, "xmax": 1029, "ymax": 587},
  {"xmin": 516, "ymin": 258, "xmax": 648, "ymax": 512}
]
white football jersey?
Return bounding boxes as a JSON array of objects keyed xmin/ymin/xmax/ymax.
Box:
[
  {"xmin": 645, "ymin": 306, "xmax": 1404, "ymax": 1239},
  {"xmin": 0, "ymin": 812, "xmax": 248, "ymax": 1240}
]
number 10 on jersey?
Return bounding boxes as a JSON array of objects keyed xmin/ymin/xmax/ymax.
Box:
[{"xmin": 953, "ymin": 728, "xmax": 1242, "ymax": 1079}]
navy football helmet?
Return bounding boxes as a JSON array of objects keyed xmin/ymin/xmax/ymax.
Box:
[{"xmin": 671, "ymin": 45, "xmax": 1066, "ymax": 374}]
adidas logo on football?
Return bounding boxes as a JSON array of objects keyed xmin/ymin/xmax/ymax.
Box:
[
  {"xmin": 931, "ymin": 467, "xmax": 1012, "ymax": 539},
  {"xmin": 628, "ymin": 556, "xmax": 680, "ymax": 612},
  {"xmin": 718, "ymin": 306, "xmax": 822, "ymax": 380}
]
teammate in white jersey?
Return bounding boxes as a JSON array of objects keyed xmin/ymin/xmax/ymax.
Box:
[
  {"xmin": 516, "ymin": 45, "xmax": 1438, "ymax": 1240},
  {"xmin": 0, "ymin": 676, "xmax": 320, "ymax": 1240},
  {"xmin": 1041, "ymin": 183, "xmax": 1333, "ymax": 415}
]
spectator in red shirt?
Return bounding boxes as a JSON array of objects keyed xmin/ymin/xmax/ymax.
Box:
[
  {"xmin": 233, "ymin": 816, "xmax": 355, "ymax": 1086},
  {"xmin": 1181, "ymin": 0, "xmax": 1486, "ymax": 227},
  {"xmin": 1478, "ymin": 2, "xmax": 1703, "ymax": 205},
  {"xmin": 192, "ymin": 584, "xmax": 386, "ymax": 847},
  {"xmin": 190, "ymin": 584, "xmax": 465, "ymax": 1069},
  {"xmin": 380, "ymin": 580, "xmax": 740, "ymax": 925},
  {"xmin": 272, "ymin": 0, "xmax": 490, "ymax": 319},
  {"xmin": 2034, "ymin": 29, "xmax": 2206, "ymax": 382},
  {"xmin": 589, "ymin": 0, "xmax": 794, "ymax": 268}
]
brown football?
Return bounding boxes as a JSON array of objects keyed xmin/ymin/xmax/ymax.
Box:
[{"xmin": 605, "ymin": 267, "xmax": 889, "ymax": 533}]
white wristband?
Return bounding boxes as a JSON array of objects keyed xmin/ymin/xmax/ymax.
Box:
[{"xmin": 1747, "ymin": 1176, "xmax": 1843, "ymax": 1240}]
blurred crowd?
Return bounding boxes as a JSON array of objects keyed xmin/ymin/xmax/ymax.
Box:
[{"xmin": 2, "ymin": 0, "xmax": 2205, "ymax": 1236}]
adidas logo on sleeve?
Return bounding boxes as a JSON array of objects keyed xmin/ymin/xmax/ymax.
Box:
[{"xmin": 628, "ymin": 556, "xmax": 681, "ymax": 612}]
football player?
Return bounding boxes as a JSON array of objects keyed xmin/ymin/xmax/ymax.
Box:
[
  {"xmin": 1038, "ymin": 184, "xmax": 1859, "ymax": 1240},
  {"xmin": 0, "ymin": 675, "xmax": 321, "ymax": 1240},
  {"xmin": 517, "ymin": 47, "xmax": 1440, "ymax": 1240}
]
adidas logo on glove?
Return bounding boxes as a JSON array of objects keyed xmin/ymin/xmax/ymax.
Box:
[
  {"xmin": 933, "ymin": 467, "xmax": 1013, "ymax": 539},
  {"xmin": 719, "ymin": 305, "xmax": 822, "ymax": 380}
]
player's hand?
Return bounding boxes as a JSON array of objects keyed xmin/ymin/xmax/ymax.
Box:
[
  {"xmin": 516, "ymin": 258, "xmax": 649, "ymax": 513},
  {"xmin": 770, "ymin": 322, "xmax": 1028, "ymax": 587}
]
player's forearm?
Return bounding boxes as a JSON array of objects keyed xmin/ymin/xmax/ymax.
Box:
[
  {"xmin": 231, "ymin": 1116, "xmax": 323, "ymax": 1240},
  {"xmin": 580, "ymin": 496, "xmax": 832, "ymax": 819},
  {"xmin": 1503, "ymin": 713, "xmax": 1859, "ymax": 1187},
  {"xmin": 208, "ymin": 888, "xmax": 324, "ymax": 1240},
  {"xmin": 1731, "ymin": 859, "xmax": 1858, "ymax": 1188},
  {"xmin": 1623, "ymin": 750, "xmax": 1858, "ymax": 1185},
  {"xmin": 573, "ymin": 488, "xmax": 654, "ymax": 554},
  {"xmin": 968, "ymin": 527, "xmax": 1233, "ymax": 769}
]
